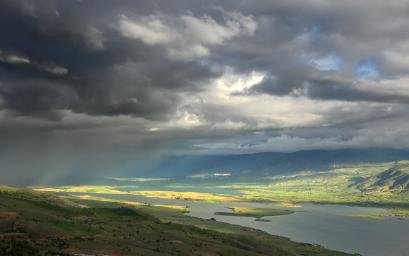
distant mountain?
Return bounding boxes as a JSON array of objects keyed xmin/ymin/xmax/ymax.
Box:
[{"xmin": 141, "ymin": 148, "xmax": 409, "ymax": 178}]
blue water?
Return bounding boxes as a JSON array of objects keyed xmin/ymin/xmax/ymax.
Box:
[
  {"xmin": 186, "ymin": 202, "xmax": 409, "ymax": 256},
  {"xmin": 70, "ymin": 193, "xmax": 409, "ymax": 256}
]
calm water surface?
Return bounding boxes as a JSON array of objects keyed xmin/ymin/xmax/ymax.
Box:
[
  {"xmin": 186, "ymin": 201, "xmax": 409, "ymax": 256},
  {"xmin": 77, "ymin": 193, "xmax": 409, "ymax": 256}
]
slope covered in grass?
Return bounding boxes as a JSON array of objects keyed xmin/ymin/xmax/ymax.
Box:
[
  {"xmin": 0, "ymin": 186, "xmax": 355, "ymax": 256},
  {"xmin": 358, "ymin": 165, "xmax": 409, "ymax": 192}
]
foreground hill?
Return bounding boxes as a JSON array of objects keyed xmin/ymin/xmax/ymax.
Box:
[{"xmin": 0, "ymin": 186, "xmax": 354, "ymax": 256}]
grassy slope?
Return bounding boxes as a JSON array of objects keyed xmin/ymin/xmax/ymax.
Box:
[
  {"xmin": 229, "ymin": 161, "xmax": 409, "ymax": 208},
  {"xmin": 0, "ymin": 186, "xmax": 355, "ymax": 256},
  {"xmin": 33, "ymin": 162, "xmax": 409, "ymax": 219}
]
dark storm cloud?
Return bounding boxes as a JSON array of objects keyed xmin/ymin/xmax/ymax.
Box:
[
  {"xmin": 0, "ymin": 0, "xmax": 219, "ymax": 120},
  {"xmin": 1, "ymin": 0, "xmax": 409, "ymax": 121},
  {"xmin": 250, "ymin": 75, "xmax": 409, "ymax": 104},
  {"xmin": 2, "ymin": 0, "xmax": 409, "ymax": 183}
]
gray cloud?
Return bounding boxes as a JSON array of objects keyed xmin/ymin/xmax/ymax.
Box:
[
  {"xmin": 1, "ymin": 0, "xmax": 409, "ymax": 182},
  {"xmin": 0, "ymin": 0, "xmax": 221, "ymax": 120}
]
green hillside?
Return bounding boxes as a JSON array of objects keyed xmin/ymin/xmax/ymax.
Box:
[
  {"xmin": 33, "ymin": 161, "xmax": 409, "ymax": 218},
  {"xmin": 230, "ymin": 161, "xmax": 409, "ymax": 214},
  {"xmin": 0, "ymin": 186, "xmax": 354, "ymax": 256},
  {"xmin": 358, "ymin": 165, "xmax": 409, "ymax": 193}
]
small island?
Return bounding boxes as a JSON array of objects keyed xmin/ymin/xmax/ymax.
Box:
[{"xmin": 214, "ymin": 207, "xmax": 294, "ymax": 218}]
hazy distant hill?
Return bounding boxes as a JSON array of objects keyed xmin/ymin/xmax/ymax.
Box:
[{"xmin": 143, "ymin": 148, "xmax": 409, "ymax": 178}]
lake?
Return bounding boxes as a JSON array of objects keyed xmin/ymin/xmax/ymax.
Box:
[
  {"xmin": 186, "ymin": 201, "xmax": 409, "ymax": 256},
  {"xmin": 73, "ymin": 193, "xmax": 409, "ymax": 256}
]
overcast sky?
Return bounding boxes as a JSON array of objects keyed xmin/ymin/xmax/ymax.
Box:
[{"xmin": 1, "ymin": 0, "xmax": 409, "ymax": 183}]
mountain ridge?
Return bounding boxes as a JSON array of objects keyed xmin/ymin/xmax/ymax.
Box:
[{"xmin": 140, "ymin": 148, "xmax": 409, "ymax": 178}]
